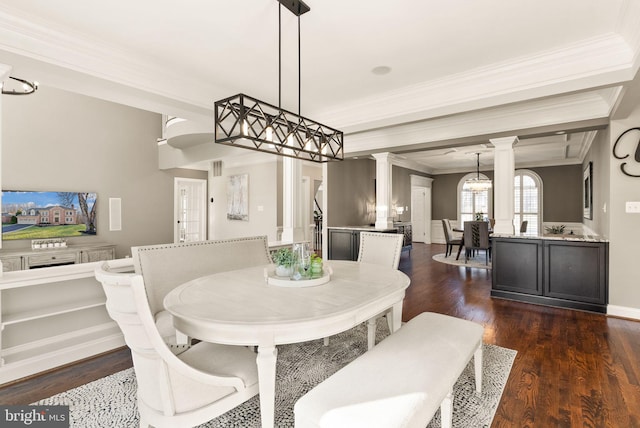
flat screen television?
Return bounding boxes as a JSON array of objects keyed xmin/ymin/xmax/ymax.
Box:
[{"xmin": 1, "ymin": 190, "xmax": 97, "ymax": 241}]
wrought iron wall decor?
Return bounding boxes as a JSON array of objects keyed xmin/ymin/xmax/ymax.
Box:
[
  {"xmin": 612, "ymin": 127, "xmax": 640, "ymax": 177},
  {"xmin": 1, "ymin": 76, "xmax": 38, "ymax": 95},
  {"xmin": 214, "ymin": 0, "xmax": 343, "ymax": 162}
]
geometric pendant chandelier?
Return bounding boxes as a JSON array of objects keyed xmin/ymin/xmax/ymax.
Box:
[{"xmin": 214, "ymin": 0, "xmax": 343, "ymax": 162}]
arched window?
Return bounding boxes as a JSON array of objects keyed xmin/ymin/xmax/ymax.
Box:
[
  {"xmin": 457, "ymin": 173, "xmax": 492, "ymax": 227},
  {"xmin": 514, "ymin": 169, "xmax": 542, "ymax": 235}
]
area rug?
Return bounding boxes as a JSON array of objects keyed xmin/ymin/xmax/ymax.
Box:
[
  {"xmin": 433, "ymin": 252, "xmax": 492, "ymax": 269},
  {"xmin": 35, "ymin": 320, "xmax": 515, "ymax": 427}
]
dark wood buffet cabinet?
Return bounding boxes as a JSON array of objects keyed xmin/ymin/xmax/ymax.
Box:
[
  {"xmin": 328, "ymin": 223, "xmax": 412, "ymax": 261},
  {"xmin": 491, "ymin": 235, "xmax": 609, "ymax": 313}
]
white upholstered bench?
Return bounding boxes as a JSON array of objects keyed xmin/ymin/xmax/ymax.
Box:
[{"xmin": 294, "ymin": 312, "xmax": 484, "ymax": 428}]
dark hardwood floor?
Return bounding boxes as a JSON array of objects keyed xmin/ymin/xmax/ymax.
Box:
[{"xmin": 1, "ymin": 243, "xmax": 639, "ymax": 427}]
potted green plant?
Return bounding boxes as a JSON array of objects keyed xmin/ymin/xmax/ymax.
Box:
[
  {"xmin": 272, "ymin": 248, "xmax": 294, "ymax": 277},
  {"xmin": 545, "ymin": 224, "xmax": 566, "ymax": 235}
]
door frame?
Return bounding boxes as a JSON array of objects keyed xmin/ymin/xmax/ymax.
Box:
[{"xmin": 174, "ymin": 177, "xmax": 207, "ymax": 243}]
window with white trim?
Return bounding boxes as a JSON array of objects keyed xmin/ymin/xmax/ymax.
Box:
[
  {"xmin": 514, "ymin": 169, "xmax": 542, "ymax": 235},
  {"xmin": 457, "ymin": 173, "xmax": 492, "ymax": 227}
]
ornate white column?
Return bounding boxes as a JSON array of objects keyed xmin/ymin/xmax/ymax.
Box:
[
  {"xmin": 490, "ymin": 136, "xmax": 518, "ymax": 234},
  {"xmin": 281, "ymin": 157, "xmax": 305, "ymax": 242},
  {"xmin": 372, "ymin": 153, "xmax": 395, "ymax": 230}
]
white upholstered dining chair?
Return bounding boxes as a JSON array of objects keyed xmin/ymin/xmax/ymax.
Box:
[
  {"xmin": 95, "ymin": 259, "xmax": 259, "ymax": 428},
  {"xmin": 324, "ymin": 231, "xmax": 405, "ymax": 350},
  {"xmin": 358, "ymin": 232, "xmax": 405, "ymax": 349}
]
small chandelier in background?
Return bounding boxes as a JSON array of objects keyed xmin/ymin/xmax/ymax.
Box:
[
  {"xmin": 214, "ymin": 0, "xmax": 343, "ymax": 163},
  {"xmin": 1, "ymin": 76, "xmax": 38, "ymax": 95},
  {"xmin": 466, "ymin": 152, "xmax": 492, "ymax": 192}
]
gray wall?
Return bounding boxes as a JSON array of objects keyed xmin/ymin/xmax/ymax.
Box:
[
  {"xmin": 431, "ymin": 166, "xmax": 581, "ymax": 222},
  {"xmin": 1, "ymin": 86, "xmax": 205, "ymax": 258},
  {"xmin": 326, "ymin": 160, "xmax": 430, "ymax": 226},
  {"xmin": 432, "ymin": 173, "xmax": 469, "ymax": 220},
  {"xmin": 210, "ymin": 160, "xmax": 278, "ymax": 241},
  {"xmin": 608, "ymin": 107, "xmax": 640, "ymax": 310},
  {"xmin": 536, "ymin": 165, "xmax": 582, "ymax": 222},
  {"xmin": 327, "ymin": 159, "xmax": 375, "ymax": 226},
  {"xmin": 392, "ymin": 165, "xmax": 431, "ymax": 222}
]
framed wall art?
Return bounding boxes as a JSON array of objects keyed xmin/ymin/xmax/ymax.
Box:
[
  {"xmin": 583, "ymin": 162, "xmax": 593, "ymax": 220},
  {"xmin": 226, "ymin": 174, "xmax": 249, "ymax": 221}
]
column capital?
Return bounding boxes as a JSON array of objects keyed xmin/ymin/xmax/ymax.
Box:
[
  {"xmin": 490, "ymin": 136, "xmax": 519, "ymax": 149},
  {"xmin": 371, "ymin": 152, "xmax": 402, "ymax": 163}
]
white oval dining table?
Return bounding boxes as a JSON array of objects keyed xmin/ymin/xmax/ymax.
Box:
[{"xmin": 163, "ymin": 260, "xmax": 410, "ymax": 428}]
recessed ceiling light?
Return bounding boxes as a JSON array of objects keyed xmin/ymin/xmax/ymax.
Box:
[{"xmin": 371, "ymin": 66, "xmax": 392, "ymax": 75}]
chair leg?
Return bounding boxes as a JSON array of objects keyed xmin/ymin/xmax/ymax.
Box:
[
  {"xmin": 367, "ymin": 318, "xmax": 377, "ymax": 350},
  {"xmin": 474, "ymin": 344, "xmax": 483, "ymax": 394},
  {"xmin": 456, "ymin": 244, "xmax": 464, "ymax": 260}
]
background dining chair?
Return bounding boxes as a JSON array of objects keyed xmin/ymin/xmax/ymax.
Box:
[
  {"xmin": 323, "ymin": 231, "xmax": 404, "ymax": 349},
  {"xmin": 463, "ymin": 221, "xmax": 491, "ymax": 265},
  {"xmin": 520, "ymin": 220, "xmax": 528, "ymax": 233},
  {"xmin": 442, "ymin": 219, "xmax": 463, "ymax": 257},
  {"xmin": 358, "ymin": 232, "xmax": 405, "ymax": 349},
  {"xmin": 95, "ymin": 260, "xmax": 259, "ymax": 428}
]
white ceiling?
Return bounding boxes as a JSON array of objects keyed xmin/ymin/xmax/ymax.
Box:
[{"xmin": 1, "ymin": 0, "xmax": 639, "ymax": 173}]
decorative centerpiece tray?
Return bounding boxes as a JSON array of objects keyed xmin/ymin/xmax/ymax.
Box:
[{"xmin": 264, "ymin": 265, "xmax": 332, "ymax": 287}]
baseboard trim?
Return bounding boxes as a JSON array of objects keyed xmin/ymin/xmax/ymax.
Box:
[
  {"xmin": 607, "ymin": 304, "xmax": 640, "ymax": 321},
  {"xmin": 0, "ymin": 333, "xmax": 125, "ymax": 385}
]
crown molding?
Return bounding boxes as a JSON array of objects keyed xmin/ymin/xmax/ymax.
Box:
[
  {"xmin": 617, "ymin": 0, "xmax": 640, "ymax": 72},
  {"xmin": 576, "ymin": 130, "xmax": 599, "ymax": 162},
  {"xmin": 0, "ymin": 7, "xmax": 220, "ymax": 118},
  {"xmin": 316, "ymin": 34, "xmax": 635, "ymax": 133},
  {"xmin": 387, "ymin": 156, "xmax": 432, "ymax": 175},
  {"xmin": 1, "ymin": 4, "xmax": 637, "ymax": 141},
  {"xmin": 344, "ymin": 90, "xmax": 612, "ymax": 156}
]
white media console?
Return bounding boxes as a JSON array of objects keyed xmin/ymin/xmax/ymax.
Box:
[{"xmin": 0, "ymin": 243, "xmax": 126, "ymax": 384}]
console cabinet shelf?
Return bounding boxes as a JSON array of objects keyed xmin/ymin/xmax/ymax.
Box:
[
  {"xmin": 0, "ymin": 244, "xmax": 124, "ymax": 384},
  {"xmin": 0, "ymin": 243, "xmax": 115, "ymax": 272},
  {"xmin": 491, "ymin": 236, "xmax": 608, "ymax": 313},
  {"xmin": 327, "ymin": 224, "xmax": 412, "ymax": 261}
]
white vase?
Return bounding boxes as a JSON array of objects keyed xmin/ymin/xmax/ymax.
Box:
[{"xmin": 275, "ymin": 265, "xmax": 292, "ymax": 277}]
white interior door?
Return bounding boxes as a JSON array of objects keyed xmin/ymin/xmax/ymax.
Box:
[
  {"xmin": 174, "ymin": 178, "xmax": 207, "ymax": 243},
  {"xmin": 411, "ymin": 186, "xmax": 431, "ymax": 243}
]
